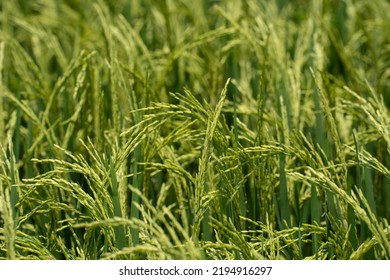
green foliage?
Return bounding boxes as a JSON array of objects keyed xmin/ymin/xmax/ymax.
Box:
[{"xmin": 0, "ymin": 0, "xmax": 389, "ymax": 259}]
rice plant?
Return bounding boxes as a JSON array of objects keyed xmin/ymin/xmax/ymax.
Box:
[{"xmin": 0, "ymin": 0, "xmax": 389, "ymax": 260}]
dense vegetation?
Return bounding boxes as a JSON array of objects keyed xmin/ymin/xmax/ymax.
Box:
[{"xmin": 0, "ymin": 0, "xmax": 389, "ymax": 260}]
